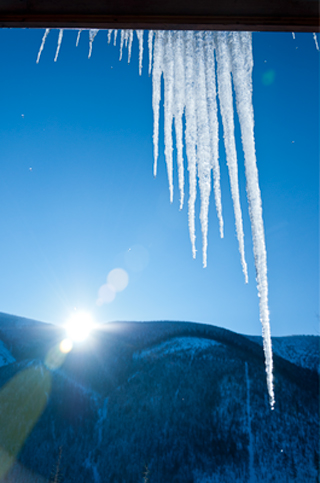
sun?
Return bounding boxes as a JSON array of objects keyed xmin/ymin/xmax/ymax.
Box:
[{"xmin": 65, "ymin": 311, "xmax": 94, "ymax": 342}]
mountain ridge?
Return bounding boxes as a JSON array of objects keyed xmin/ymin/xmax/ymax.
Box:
[{"xmin": 0, "ymin": 313, "xmax": 318, "ymax": 483}]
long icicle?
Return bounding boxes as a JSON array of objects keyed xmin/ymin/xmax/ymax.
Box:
[
  {"xmin": 148, "ymin": 31, "xmax": 154, "ymax": 76},
  {"xmin": 119, "ymin": 30, "xmax": 125, "ymax": 61},
  {"xmin": 195, "ymin": 31, "xmax": 212, "ymax": 268},
  {"xmin": 136, "ymin": 30, "xmax": 144, "ymax": 75},
  {"xmin": 152, "ymin": 31, "xmax": 164, "ymax": 178},
  {"xmin": 173, "ymin": 31, "xmax": 185, "ymax": 210},
  {"xmin": 215, "ymin": 31, "xmax": 248, "ymax": 283},
  {"xmin": 204, "ymin": 31, "xmax": 224, "ymax": 239},
  {"xmin": 230, "ymin": 31, "xmax": 274, "ymax": 407},
  {"xmin": 163, "ymin": 31, "xmax": 175, "ymax": 203},
  {"xmin": 184, "ymin": 31, "xmax": 198, "ymax": 259}
]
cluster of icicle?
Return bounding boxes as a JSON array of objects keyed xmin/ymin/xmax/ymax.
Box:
[{"xmin": 37, "ymin": 28, "xmax": 275, "ymax": 408}]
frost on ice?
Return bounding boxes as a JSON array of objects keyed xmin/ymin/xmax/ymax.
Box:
[{"xmin": 36, "ymin": 28, "xmax": 275, "ymax": 407}]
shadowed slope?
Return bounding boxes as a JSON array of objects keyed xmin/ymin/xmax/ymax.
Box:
[{"xmin": 0, "ymin": 313, "xmax": 318, "ymax": 483}]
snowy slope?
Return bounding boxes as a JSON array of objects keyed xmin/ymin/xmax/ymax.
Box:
[
  {"xmin": 247, "ymin": 335, "xmax": 319, "ymax": 374},
  {"xmin": 136, "ymin": 336, "xmax": 222, "ymax": 358}
]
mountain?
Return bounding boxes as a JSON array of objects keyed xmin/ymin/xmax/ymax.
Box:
[
  {"xmin": 0, "ymin": 312, "xmax": 319, "ymax": 483},
  {"xmin": 246, "ymin": 334, "xmax": 319, "ymax": 374}
]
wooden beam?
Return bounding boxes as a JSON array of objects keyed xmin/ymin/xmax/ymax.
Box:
[{"xmin": 0, "ymin": 1, "xmax": 319, "ymax": 32}]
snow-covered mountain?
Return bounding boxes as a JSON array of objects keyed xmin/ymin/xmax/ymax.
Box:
[
  {"xmin": 0, "ymin": 313, "xmax": 318, "ymax": 483},
  {"xmin": 247, "ymin": 334, "xmax": 319, "ymax": 374}
]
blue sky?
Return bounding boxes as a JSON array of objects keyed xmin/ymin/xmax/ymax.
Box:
[{"xmin": 0, "ymin": 29, "xmax": 318, "ymax": 336}]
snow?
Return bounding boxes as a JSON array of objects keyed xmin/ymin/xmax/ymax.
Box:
[
  {"xmin": 136, "ymin": 336, "xmax": 222, "ymax": 359},
  {"xmin": 273, "ymin": 336, "xmax": 319, "ymax": 373},
  {"xmin": 0, "ymin": 339, "xmax": 15, "ymax": 367}
]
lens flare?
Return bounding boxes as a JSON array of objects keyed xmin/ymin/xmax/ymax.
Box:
[
  {"xmin": 65, "ymin": 312, "xmax": 93, "ymax": 342},
  {"xmin": 107, "ymin": 268, "xmax": 129, "ymax": 292},
  {"xmin": 60, "ymin": 338, "xmax": 73, "ymax": 353}
]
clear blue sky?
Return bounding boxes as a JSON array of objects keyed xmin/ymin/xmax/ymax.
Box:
[{"xmin": 0, "ymin": 29, "xmax": 318, "ymax": 336}]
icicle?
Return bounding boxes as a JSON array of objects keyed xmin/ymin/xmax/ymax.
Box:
[
  {"xmin": 124, "ymin": 30, "xmax": 129, "ymax": 49},
  {"xmin": 113, "ymin": 30, "xmax": 118, "ymax": 46},
  {"xmin": 173, "ymin": 30, "xmax": 185, "ymax": 210},
  {"xmin": 148, "ymin": 30, "xmax": 154, "ymax": 76},
  {"xmin": 119, "ymin": 30, "xmax": 131, "ymax": 60},
  {"xmin": 184, "ymin": 31, "xmax": 198, "ymax": 259},
  {"xmin": 88, "ymin": 29, "xmax": 99, "ymax": 59},
  {"xmin": 313, "ymin": 33, "xmax": 319, "ymax": 51},
  {"xmin": 215, "ymin": 31, "xmax": 248, "ymax": 283},
  {"xmin": 204, "ymin": 31, "xmax": 224, "ymax": 238},
  {"xmin": 163, "ymin": 31, "xmax": 175, "ymax": 203},
  {"xmin": 230, "ymin": 31, "xmax": 274, "ymax": 408},
  {"xmin": 195, "ymin": 31, "xmax": 212, "ymax": 268},
  {"xmin": 119, "ymin": 30, "xmax": 125, "ymax": 61},
  {"xmin": 107, "ymin": 30, "xmax": 113, "ymax": 45},
  {"xmin": 152, "ymin": 31, "xmax": 164, "ymax": 178},
  {"xmin": 34, "ymin": 27, "xmax": 278, "ymax": 405},
  {"xmin": 76, "ymin": 29, "xmax": 83, "ymax": 47},
  {"xmin": 54, "ymin": 29, "xmax": 64, "ymax": 62},
  {"xmin": 36, "ymin": 29, "xmax": 50, "ymax": 64},
  {"xmin": 292, "ymin": 32, "xmax": 296, "ymax": 40},
  {"xmin": 128, "ymin": 30, "xmax": 134, "ymax": 63},
  {"xmin": 136, "ymin": 30, "xmax": 144, "ymax": 75}
]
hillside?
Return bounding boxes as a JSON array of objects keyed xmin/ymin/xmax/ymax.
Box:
[
  {"xmin": 0, "ymin": 313, "xmax": 319, "ymax": 483},
  {"xmin": 247, "ymin": 334, "xmax": 319, "ymax": 374}
]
